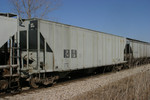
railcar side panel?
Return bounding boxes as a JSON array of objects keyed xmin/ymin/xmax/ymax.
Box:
[
  {"xmin": 0, "ymin": 16, "xmax": 17, "ymax": 47},
  {"xmin": 20, "ymin": 19, "xmax": 126, "ymax": 72},
  {"xmin": 77, "ymin": 29, "xmax": 84, "ymax": 69},
  {"xmin": 128, "ymin": 39, "xmax": 150, "ymax": 59}
]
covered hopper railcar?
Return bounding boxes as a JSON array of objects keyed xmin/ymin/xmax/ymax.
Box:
[
  {"xmin": 18, "ymin": 18, "xmax": 127, "ymax": 87},
  {"xmin": 124, "ymin": 38, "xmax": 150, "ymax": 66}
]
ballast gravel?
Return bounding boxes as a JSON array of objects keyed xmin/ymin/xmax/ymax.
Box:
[{"xmin": 1, "ymin": 64, "xmax": 150, "ymax": 100}]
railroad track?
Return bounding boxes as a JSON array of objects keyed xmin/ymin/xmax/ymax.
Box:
[
  {"xmin": 0, "ymin": 67, "xmax": 114, "ymax": 98},
  {"xmin": 0, "ymin": 64, "xmax": 149, "ymax": 98}
]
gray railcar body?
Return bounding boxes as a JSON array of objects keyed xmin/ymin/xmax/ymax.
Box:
[
  {"xmin": 127, "ymin": 38, "xmax": 150, "ymax": 59},
  {"xmin": 0, "ymin": 15, "xmax": 17, "ymax": 47},
  {"xmin": 18, "ymin": 19, "xmax": 126, "ymax": 75}
]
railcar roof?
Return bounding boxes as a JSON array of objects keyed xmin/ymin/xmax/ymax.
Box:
[
  {"xmin": 23, "ymin": 18, "xmax": 150, "ymax": 44},
  {"xmin": 23, "ymin": 18, "xmax": 125, "ymax": 38},
  {"xmin": 127, "ymin": 38, "xmax": 150, "ymax": 44},
  {"xmin": 0, "ymin": 13, "xmax": 17, "ymax": 17}
]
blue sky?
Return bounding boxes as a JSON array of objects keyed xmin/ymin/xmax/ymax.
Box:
[{"xmin": 0, "ymin": 0, "xmax": 150, "ymax": 42}]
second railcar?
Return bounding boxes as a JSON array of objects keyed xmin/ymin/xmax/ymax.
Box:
[{"xmin": 125, "ymin": 38, "xmax": 150, "ymax": 65}]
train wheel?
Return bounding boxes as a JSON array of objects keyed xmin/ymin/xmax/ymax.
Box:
[
  {"xmin": 30, "ymin": 77, "xmax": 39, "ymax": 88},
  {"xmin": 43, "ymin": 78, "xmax": 54, "ymax": 86},
  {"xmin": 112, "ymin": 65, "xmax": 122, "ymax": 72},
  {"xmin": 0, "ymin": 80, "xmax": 8, "ymax": 91}
]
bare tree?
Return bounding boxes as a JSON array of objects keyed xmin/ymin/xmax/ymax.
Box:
[{"xmin": 10, "ymin": 0, "xmax": 61, "ymax": 19}]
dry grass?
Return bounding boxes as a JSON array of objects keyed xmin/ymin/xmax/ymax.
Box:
[{"xmin": 71, "ymin": 68, "xmax": 150, "ymax": 100}]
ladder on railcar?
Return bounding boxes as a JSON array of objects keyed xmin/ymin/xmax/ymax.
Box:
[{"xmin": 2, "ymin": 36, "xmax": 21, "ymax": 89}]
